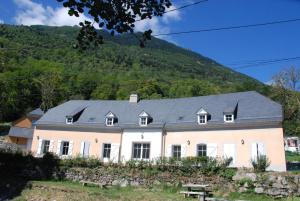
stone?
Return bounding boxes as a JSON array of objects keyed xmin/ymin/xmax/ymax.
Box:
[
  {"xmin": 112, "ymin": 179, "xmax": 120, "ymax": 186},
  {"xmin": 254, "ymin": 187, "xmax": 264, "ymax": 194},
  {"xmin": 153, "ymin": 180, "xmax": 161, "ymax": 186},
  {"xmin": 120, "ymin": 179, "xmax": 129, "ymax": 187},
  {"xmin": 238, "ymin": 187, "xmax": 247, "ymax": 193},
  {"xmin": 130, "ymin": 181, "xmax": 140, "ymax": 186},
  {"xmin": 272, "ymin": 182, "xmax": 284, "ymax": 189}
]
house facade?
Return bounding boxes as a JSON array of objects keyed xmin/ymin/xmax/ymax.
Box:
[
  {"xmin": 31, "ymin": 91, "xmax": 286, "ymax": 171},
  {"xmin": 7, "ymin": 108, "xmax": 44, "ymax": 151},
  {"xmin": 284, "ymin": 137, "xmax": 300, "ymax": 153}
]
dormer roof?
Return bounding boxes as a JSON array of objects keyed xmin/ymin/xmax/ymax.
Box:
[
  {"xmin": 196, "ymin": 108, "xmax": 208, "ymax": 115},
  {"xmin": 139, "ymin": 111, "xmax": 150, "ymax": 117},
  {"xmin": 106, "ymin": 111, "xmax": 116, "ymax": 118}
]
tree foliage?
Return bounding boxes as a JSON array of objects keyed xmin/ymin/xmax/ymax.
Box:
[{"xmin": 57, "ymin": 0, "xmax": 172, "ymax": 48}]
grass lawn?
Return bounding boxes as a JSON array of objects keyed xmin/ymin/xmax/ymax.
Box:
[
  {"xmin": 12, "ymin": 180, "xmax": 300, "ymax": 201},
  {"xmin": 286, "ymin": 151, "xmax": 300, "ymax": 162}
]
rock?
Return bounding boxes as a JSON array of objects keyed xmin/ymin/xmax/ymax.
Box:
[
  {"xmin": 120, "ymin": 179, "xmax": 129, "ymax": 187},
  {"xmin": 130, "ymin": 181, "xmax": 140, "ymax": 186},
  {"xmin": 153, "ymin": 180, "xmax": 161, "ymax": 186},
  {"xmin": 254, "ymin": 187, "xmax": 264, "ymax": 194},
  {"xmin": 112, "ymin": 179, "xmax": 120, "ymax": 186},
  {"xmin": 238, "ymin": 187, "xmax": 247, "ymax": 193},
  {"xmin": 272, "ymin": 183, "xmax": 284, "ymax": 189}
]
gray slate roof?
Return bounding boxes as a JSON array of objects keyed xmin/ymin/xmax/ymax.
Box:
[
  {"xmin": 8, "ymin": 127, "xmax": 34, "ymax": 138},
  {"xmin": 37, "ymin": 91, "xmax": 282, "ymax": 131},
  {"xmin": 28, "ymin": 108, "xmax": 44, "ymax": 117}
]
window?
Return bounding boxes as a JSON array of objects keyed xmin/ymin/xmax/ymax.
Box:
[
  {"xmin": 197, "ymin": 144, "xmax": 207, "ymax": 157},
  {"xmin": 287, "ymin": 139, "xmax": 298, "ymax": 147},
  {"xmin": 198, "ymin": 115, "xmax": 207, "ymax": 124},
  {"xmin": 103, "ymin": 143, "xmax": 111, "ymax": 158},
  {"xmin": 140, "ymin": 117, "xmax": 148, "ymax": 126},
  {"xmin": 62, "ymin": 141, "xmax": 69, "ymax": 155},
  {"xmin": 132, "ymin": 143, "xmax": 150, "ymax": 159},
  {"xmin": 42, "ymin": 140, "xmax": 50, "ymax": 154},
  {"xmin": 106, "ymin": 117, "xmax": 114, "ymax": 126},
  {"xmin": 66, "ymin": 117, "xmax": 73, "ymax": 124},
  {"xmin": 224, "ymin": 114, "xmax": 234, "ymax": 123},
  {"xmin": 172, "ymin": 145, "xmax": 181, "ymax": 158}
]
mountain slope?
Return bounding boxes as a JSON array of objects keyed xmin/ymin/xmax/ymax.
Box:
[{"xmin": 0, "ymin": 24, "xmax": 269, "ymax": 121}]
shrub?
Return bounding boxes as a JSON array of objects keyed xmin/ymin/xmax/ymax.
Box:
[
  {"xmin": 251, "ymin": 155, "xmax": 271, "ymax": 172},
  {"xmin": 60, "ymin": 155, "xmax": 102, "ymax": 168}
]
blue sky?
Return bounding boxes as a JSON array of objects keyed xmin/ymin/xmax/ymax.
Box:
[{"xmin": 1, "ymin": 0, "xmax": 300, "ymax": 83}]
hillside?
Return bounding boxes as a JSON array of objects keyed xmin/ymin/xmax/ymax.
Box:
[{"xmin": 0, "ymin": 24, "xmax": 269, "ymax": 122}]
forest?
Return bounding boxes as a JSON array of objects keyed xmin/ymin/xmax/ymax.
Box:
[{"xmin": 0, "ymin": 24, "xmax": 298, "ymax": 136}]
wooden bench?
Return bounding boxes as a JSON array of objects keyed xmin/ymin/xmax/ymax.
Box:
[
  {"xmin": 79, "ymin": 180, "xmax": 107, "ymax": 188},
  {"xmin": 180, "ymin": 191, "xmax": 205, "ymax": 201}
]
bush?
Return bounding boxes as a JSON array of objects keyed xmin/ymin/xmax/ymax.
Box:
[
  {"xmin": 59, "ymin": 156, "xmax": 102, "ymax": 168},
  {"xmin": 251, "ymin": 155, "xmax": 271, "ymax": 172}
]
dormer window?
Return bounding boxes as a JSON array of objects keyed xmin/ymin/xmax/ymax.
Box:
[
  {"xmin": 66, "ymin": 117, "xmax": 73, "ymax": 124},
  {"xmin": 105, "ymin": 112, "xmax": 117, "ymax": 127},
  {"xmin": 139, "ymin": 111, "xmax": 150, "ymax": 127},
  {"xmin": 198, "ymin": 115, "xmax": 207, "ymax": 124},
  {"xmin": 106, "ymin": 117, "xmax": 114, "ymax": 126},
  {"xmin": 196, "ymin": 108, "xmax": 208, "ymax": 125},
  {"xmin": 224, "ymin": 114, "xmax": 234, "ymax": 123},
  {"xmin": 140, "ymin": 117, "xmax": 148, "ymax": 126}
]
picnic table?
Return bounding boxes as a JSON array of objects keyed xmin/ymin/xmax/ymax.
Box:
[{"xmin": 180, "ymin": 184, "xmax": 211, "ymax": 201}]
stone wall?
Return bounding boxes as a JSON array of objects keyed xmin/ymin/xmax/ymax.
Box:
[
  {"xmin": 58, "ymin": 167, "xmax": 300, "ymax": 198},
  {"xmin": 233, "ymin": 169, "xmax": 300, "ymax": 198}
]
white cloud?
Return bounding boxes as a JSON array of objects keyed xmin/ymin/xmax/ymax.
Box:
[
  {"xmin": 134, "ymin": 4, "xmax": 181, "ymax": 41},
  {"xmin": 13, "ymin": 0, "xmax": 181, "ymax": 41},
  {"xmin": 0, "ymin": 19, "xmax": 4, "ymax": 24},
  {"xmin": 14, "ymin": 0, "xmax": 91, "ymax": 26}
]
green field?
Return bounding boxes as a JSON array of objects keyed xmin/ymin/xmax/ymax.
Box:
[{"xmin": 12, "ymin": 181, "xmax": 300, "ymax": 201}]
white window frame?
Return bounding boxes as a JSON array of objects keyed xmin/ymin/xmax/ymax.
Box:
[
  {"xmin": 42, "ymin": 140, "xmax": 50, "ymax": 154},
  {"xmin": 132, "ymin": 143, "xmax": 151, "ymax": 160},
  {"xmin": 197, "ymin": 143, "xmax": 207, "ymax": 157},
  {"xmin": 61, "ymin": 141, "xmax": 70, "ymax": 156},
  {"xmin": 197, "ymin": 114, "xmax": 207, "ymax": 124},
  {"xmin": 139, "ymin": 117, "xmax": 148, "ymax": 126},
  {"xmin": 102, "ymin": 143, "xmax": 111, "ymax": 159},
  {"xmin": 66, "ymin": 117, "xmax": 73, "ymax": 124},
  {"xmin": 172, "ymin": 145, "xmax": 181, "ymax": 159},
  {"xmin": 224, "ymin": 114, "xmax": 234, "ymax": 123},
  {"xmin": 106, "ymin": 117, "xmax": 114, "ymax": 126}
]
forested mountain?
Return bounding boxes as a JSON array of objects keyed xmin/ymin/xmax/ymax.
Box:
[{"xmin": 0, "ymin": 24, "xmax": 270, "ymax": 122}]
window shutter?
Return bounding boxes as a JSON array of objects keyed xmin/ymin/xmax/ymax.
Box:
[
  {"xmin": 84, "ymin": 142, "xmax": 90, "ymax": 158},
  {"xmin": 167, "ymin": 145, "xmax": 172, "ymax": 157},
  {"xmin": 49, "ymin": 140, "xmax": 54, "ymax": 152},
  {"xmin": 68, "ymin": 141, "xmax": 74, "ymax": 156},
  {"xmin": 207, "ymin": 143, "xmax": 217, "ymax": 158},
  {"xmin": 252, "ymin": 142, "xmax": 265, "ymax": 161},
  {"xmin": 37, "ymin": 139, "xmax": 43, "ymax": 155},
  {"xmin": 111, "ymin": 143, "xmax": 120, "ymax": 163},
  {"xmin": 80, "ymin": 141, "xmax": 85, "ymax": 156},
  {"xmin": 223, "ymin": 144, "xmax": 236, "ymax": 165},
  {"xmin": 181, "ymin": 144, "xmax": 187, "ymax": 158},
  {"xmin": 57, "ymin": 140, "xmax": 62, "ymax": 155}
]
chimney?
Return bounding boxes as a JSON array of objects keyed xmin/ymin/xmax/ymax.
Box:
[{"xmin": 129, "ymin": 94, "xmax": 139, "ymax": 103}]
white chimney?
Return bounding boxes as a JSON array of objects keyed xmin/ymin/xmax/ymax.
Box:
[{"xmin": 129, "ymin": 94, "xmax": 139, "ymax": 103}]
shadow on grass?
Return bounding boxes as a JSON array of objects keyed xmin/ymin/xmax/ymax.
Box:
[{"xmin": 0, "ymin": 151, "xmax": 59, "ymax": 200}]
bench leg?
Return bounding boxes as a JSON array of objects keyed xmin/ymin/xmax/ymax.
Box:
[{"xmin": 198, "ymin": 194, "xmax": 205, "ymax": 201}]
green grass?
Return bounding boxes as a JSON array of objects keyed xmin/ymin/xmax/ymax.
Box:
[
  {"xmin": 228, "ymin": 192, "xmax": 300, "ymax": 201},
  {"xmin": 286, "ymin": 151, "xmax": 300, "ymax": 162},
  {"xmin": 12, "ymin": 180, "xmax": 300, "ymax": 201}
]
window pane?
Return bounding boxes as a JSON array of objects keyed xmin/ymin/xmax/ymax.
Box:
[
  {"xmin": 142, "ymin": 143, "xmax": 150, "ymax": 159},
  {"xmin": 43, "ymin": 140, "xmax": 50, "ymax": 154},
  {"xmin": 197, "ymin": 144, "xmax": 207, "ymax": 157},
  {"xmin": 103, "ymin": 143, "xmax": 111, "ymax": 158},
  {"xmin": 62, "ymin": 141, "xmax": 69, "ymax": 155},
  {"xmin": 172, "ymin": 145, "xmax": 181, "ymax": 158},
  {"xmin": 133, "ymin": 143, "xmax": 141, "ymax": 158}
]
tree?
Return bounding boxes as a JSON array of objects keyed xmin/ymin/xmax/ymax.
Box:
[
  {"xmin": 272, "ymin": 66, "xmax": 300, "ymax": 136},
  {"xmin": 57, "ymin": 0, "xmax": 172, "ymax": 49}
]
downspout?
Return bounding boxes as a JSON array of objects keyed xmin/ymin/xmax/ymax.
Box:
[{"xmin": 161, "ymin": 123, "xmax": 166, "ymax": 159}]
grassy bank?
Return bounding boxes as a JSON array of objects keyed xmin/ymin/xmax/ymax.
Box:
[
  {"xmin": 286, "ymin": 151, "xmax": 300, "ymax": 162},
  {"xmin": 12, "ymin": 181, "xmax": 300, "ymax": 201}
]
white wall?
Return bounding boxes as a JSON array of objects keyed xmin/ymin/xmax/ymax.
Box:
[{"xmin": 120, "ymin": 129, "xmax": 163, "ymax": 162}]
